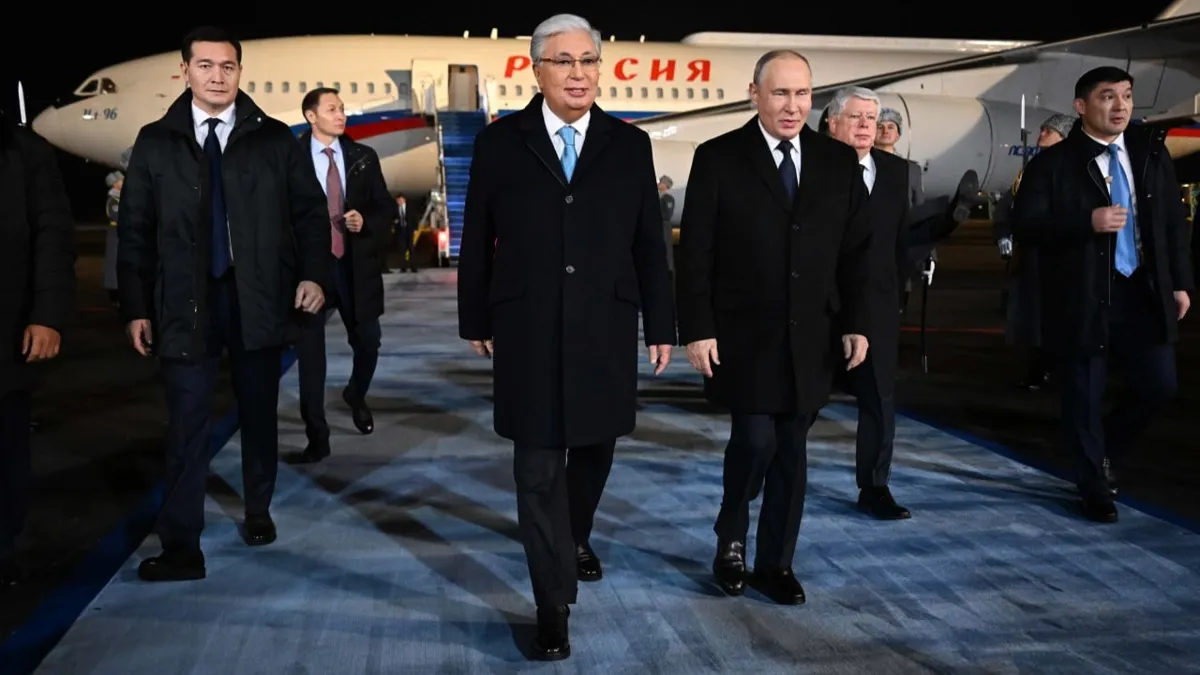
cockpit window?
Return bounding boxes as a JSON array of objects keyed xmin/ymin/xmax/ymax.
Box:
[
  {"xmin": 76, "ymin": 79, "xmax": 99, "ymax": 96},
  {"xmin": 100, "ymin": 78, "xmax": 117, "ymax": 94}
]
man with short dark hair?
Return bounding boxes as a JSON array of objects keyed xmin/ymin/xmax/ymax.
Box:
[
  {"xmin": 293, "ymin": 87, "xmax": 392, "ymax": 463},
  {"xmin": 1012, "ymin": 66, "xmax": 1192, "ymax": 523},
  {"xmin": 118, "ymin": 26, "xmax": 330, "ymax": 581},
  {"xmin": 676, "ymin": 49, "xmax": 874, "ymax": 606},
  {"xmin": 0, "ymin": 108, "xmax": 76, "ymax": 588}
]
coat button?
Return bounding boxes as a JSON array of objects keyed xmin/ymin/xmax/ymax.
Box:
[
  {"xmin": 791, "ymin": 271, "xmax": 799, "ymax": 279},
  {"xmin": 565, "ymin": 195, "xmax": 574, "ymax": 204},
  {"xmin": 792, "ymin": 223, "xmax": 799, "ymax": 231},
  {"xmin": 565, "ymin": 265, "xmax": 575, "ymax": 274}
]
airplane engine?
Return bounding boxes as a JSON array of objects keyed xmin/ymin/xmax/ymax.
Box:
[{"xmin": 877, "ymin": 93, "xmax": 1062, "ymax": 198}]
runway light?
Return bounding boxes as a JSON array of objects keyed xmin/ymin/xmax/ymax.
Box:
[
  {"xmin": 463, "ymin": 31, "xmax": 469, "ymax": 38},
  {"xmin": 490, "ymin": 28, "xmax": 498, "ymax": 39},
  {"xmin": 639, "ymin": 35, "xmax": 646, "ymax": 43}
]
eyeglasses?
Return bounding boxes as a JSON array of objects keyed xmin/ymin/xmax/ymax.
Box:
[{"xmin": 539, "ymin": 57, "xmax": 601, "ymax": 71}]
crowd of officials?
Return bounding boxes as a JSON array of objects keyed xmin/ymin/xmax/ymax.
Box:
[{"xmin": 0, "ymin": 16, "xmax": 1192, "ymax": 664}]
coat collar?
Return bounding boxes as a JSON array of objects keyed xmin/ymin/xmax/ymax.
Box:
[{"xmin": 517, "ymin": 93, "xmax": 614, "ymax": 188}]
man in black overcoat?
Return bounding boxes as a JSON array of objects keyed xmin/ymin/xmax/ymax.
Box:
[
  {"xmin": 1012, "ymin": 67, "xmax": 1193, "ymax": 523},
  {"xmin": 675, "ymin": 50, "xmax": 874, "ymax": 606},
  {"xmin": 456, "ymin": 13, "xmax": 676, "ymax": 662},
  {"xmin": 825, "ymin": 86, "xmax": 913, "ymax": 520},
  {"xmin": 0, "ymin": 109, "xmax": 76, "ymax": 587}
]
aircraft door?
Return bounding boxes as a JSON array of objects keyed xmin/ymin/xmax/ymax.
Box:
[
  {"xmin": 411, "ymin": 59, "xmax": 449, "ymax": 112},
  {"xmin": 448, "ymin": 65, "xmax": 479, "ymax": 111}
]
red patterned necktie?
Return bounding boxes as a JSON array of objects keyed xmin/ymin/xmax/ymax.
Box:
[{"xmin": 323, "ymin": 147, "xmax": 345, "ymax": 259}]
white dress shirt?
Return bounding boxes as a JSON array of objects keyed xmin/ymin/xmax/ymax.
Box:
[
  {"xmin": 192, "ymin": 103, "xmax": 235, "ymax": 151},
  {"xmin": 310, "ymin": 135, "xmax": 346, "ymax": 198},
  {"xmin": 192, "ymin": 103, "xmax": 235, "ymax": 262},
  {"xmin": 1084, "ymin": 130, "xmax": 1142, "ymax": 260},
  {"xmin": 543, "ymin": 100, "xmax": 589, "ymax": 160},
  {"xmin": 859, "ymin": 152, "xmax": 876, "ymax": 194},
  {"xmin": 759, "ymin": 121, "xmax": 801, "ymax": 184}
]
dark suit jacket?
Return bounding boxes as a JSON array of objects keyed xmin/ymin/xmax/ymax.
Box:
[
  {"xmin": 457, "ymin": 95, "xmax": 677, "ymax": 448},
  {"xmin": 675, "ymin": 118, "xmax": 873, "ymax": 416},
  {"xmin": 0, "ymin": 111, "xmax": 76, "ymax": 396},
  {"xmin": 848, "ymin": 148, "xmax": 910, "ymax": 397},
  {"xmin": 1012, "ymin": 119, "xmax": 1194, "ymax": 355},
  {"xmin": 297, "ymin": 130, "xmax": 393, "ymax": 323}
]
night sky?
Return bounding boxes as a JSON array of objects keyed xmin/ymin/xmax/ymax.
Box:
[{"xmin": 2, "ymin": 4, "xmax": 1170, "ymax": 221}]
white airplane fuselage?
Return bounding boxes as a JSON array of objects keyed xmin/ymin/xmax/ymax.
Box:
[{"xmin": 31, "ymin": 31, "xmax": 1200, "ymax": 220}]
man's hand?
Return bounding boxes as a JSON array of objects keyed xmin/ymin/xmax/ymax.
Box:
[
  {"xmin": 685, "ymin": 338, "xmax": 719, "ymax": 378},
  {"xmin": 1092, "ymin": 205, "xmax": 1129, "ymax": 233},
  {"xmin": 998, "ymin": 237, "xmax": 1013, "ymax": 258},
  {"xmin": 842, "ymin": 334, "xmax": 868, "ymax": 370},
  {"xmin": 126, "ymin": 319, "xmax": 152, "ymax": 357},
  {"xmin": 295, "ymin": 281, "xmax": 325, "ymax": 314},
  {"xmin": 648, "ymin": 345, "xmax": 672, "ymax": 375},
  {"xmin": 1175, "ymin": 290, "xmax": 1191, "ymax": 320},
  {"xmin": 468, "ymin": 339, "xmax": 494, "ymax": 358},
  {"xmin": 23, "ymin": 325, "xmax": 61, "ymax": 363},
  {"xmin": 344, "ymin": 209, "xmax": 364, "ymax": 233}
]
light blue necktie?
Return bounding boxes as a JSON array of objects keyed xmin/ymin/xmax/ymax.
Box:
[
  {"xmin": 1108, "ymin": 144, "xmax": 1138, "ymax": 277},
  {"xmin": 558, "ymin": 126, "xmax": 577, "ymax": 181}
]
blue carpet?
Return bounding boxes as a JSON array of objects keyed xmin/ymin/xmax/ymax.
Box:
[{"xmin": 13, "ymin": 270, "xmax": 1200, "ymax": 673}]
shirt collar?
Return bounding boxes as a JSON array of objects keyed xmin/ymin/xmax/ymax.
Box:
[
  {"xmin": 542, "ymin": 99, "xmax": 591, "ymax": 141},
  {"xmin": 859, "ymin": 152, "xmax": 875, "ymax": 174},
  {"xmin": 310, "ymin": 134, "xmax": 341, "ymax": 156},
  {"xmin": 192, "ymin": 102, "xmax": 235, "ymax": 131},
  {"xmin": 1084, "ymin": 130, "xmax": 1126, "ymax": 155},
  {"xmin": 759, "ymin": 120, "xmax": 800, "ymax": 155}
]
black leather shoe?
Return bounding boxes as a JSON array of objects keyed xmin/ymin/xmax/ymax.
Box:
[
  {"xmin": 1103, "ymin": 458, "xmax": 1119, "ymax": 497},
  {"xmin": 532, "ymin": 605, "xmax": 570, "ymax": 661},
  {"xmin": 951, "ymin": 170, "xmax": 984, "ymax": 222},
  {"xmin": 243, "ymin": 513, "xmax": 277, "ymax": 546},
  {"xmin": 343, "ymin": 387, "xmax": 374, "ymax": 435},
  {"xmin": 1081, "ymin": 495, "xmax": 1118, "ymax": 523},
  {"xmin": 291, "ymin": 440, "xmax": 331, "ymax": 465},
  {"xmin": 750, "ymin": 567, "xmax": 806, "ymax": 605},
  {"xmin": 576, "ymin": 542, "xmax": 602, "ymax": 582},
  {"xmin": 137, "ymin": 548, "xmax": 206, "ymax": 582},
  {"xmin": 858, "ymin": 487, "xmax": 912, "ymax": 520},
  {"xmin": 712, "ymin": 539, "xmax": 747, "ymax": 596}
]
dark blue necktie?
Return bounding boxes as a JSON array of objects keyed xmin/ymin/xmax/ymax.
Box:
[
  {"xmin": 205, "ymin": 118, "xmax": 230, "ymax": 278},
  {"xmin": 778, "ymin": 140, "xmax": 797, "ymax": 202}
]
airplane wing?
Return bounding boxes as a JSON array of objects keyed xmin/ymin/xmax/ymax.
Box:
[{"xmin": 634, "ymin": 13, "xmax": 1200, "ymax": 126}]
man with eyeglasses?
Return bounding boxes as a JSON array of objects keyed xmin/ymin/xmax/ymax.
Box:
[{"xmin": 457, "ymin": 12, "xmax": 675, "ymax": 662}]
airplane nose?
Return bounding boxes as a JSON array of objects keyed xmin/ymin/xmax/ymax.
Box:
[{"xmin": 31, "ymin": 107, "xmax": 56, "ymax": 140}]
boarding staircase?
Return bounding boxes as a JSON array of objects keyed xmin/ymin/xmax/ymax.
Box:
[{"xmin": 437, "ymin": 110, "xmax": 489, "ymax": 262}]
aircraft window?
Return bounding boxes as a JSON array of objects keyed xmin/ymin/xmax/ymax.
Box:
[
  {"xmin": 532, "ymin": 86, "xmax": 539, "ymax": 94},
  {"xmin": 516, "ymin": 85, "xmax": 523, "ymax": 96},
  {"xmin": 717, "ymin": 89, "xmax": 724, "ymax": 100},
  {"xmin": 247, "ymin": 82, "xmax": 256, "ymax": 93},
  {"xmin": 316, "ymin": 81, "xmax": 324, "ymax": 88},
  {"xmin": 100, "ymin": 78, "xmax": 118, "ymax": 94},
  {"xmin": 702, "ymin": 88, "xmax": 709, "ymax": 100},
  {"xmin": 625, "ymin": 86, "xmax": 632, "ymax": 98},
  {"xmin": 333, "ymin": 82, "xmax": 341, "ymax": 92},
  {"xmin": 671, "ymin": 88, "xmax": 678, "ymax": 99},
  {"xmin": 499, "ymin": 84, "xmax": 507, "ymax": 96},
  {"xmin": 385, "ymin": 83, "xmax": 393, "ymax": 94},
  {"xmin": 299, "ymin": 81, "xmax": 307, "ymax": 93},
  {"xmin": 368, "ymin": 82, "xmax": 376, "ymax": 95},
  {"xmin": 264, "ymin": 82, "xmax": 273, "ymax": 93},
  {"xmin": 351, "ymin": 82, "xmax": 358, "ymax": 94},
  {"xmin": 655, "ymin": 87, "xmax": 663, "ymax": 99},
  {"xmin": 76, "ymin": 79, "xmax": 99, "ymax": 95},
  {"xmin": 640, "ymin": 87, "xmax": 648, "ymax": 98},
  {"xmin": 686, "ymin": 88, "xmax": 693, "ymax": 99},
  {"xmin": 609, "ymin": 87, "xmax": 616, "ymax": 98},
  {"xmin": 281, "ymin": 82, "xmax": 290, "ymax": 93}
]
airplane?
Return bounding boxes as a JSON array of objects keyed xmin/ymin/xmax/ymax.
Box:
[
  {"xmin": 28, "ymin": 3, "xmax": 1200, "ymax": 261},
  {"xmin": 643, "ymin": 5, "xmax": 1200, "ymax": 226}
]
